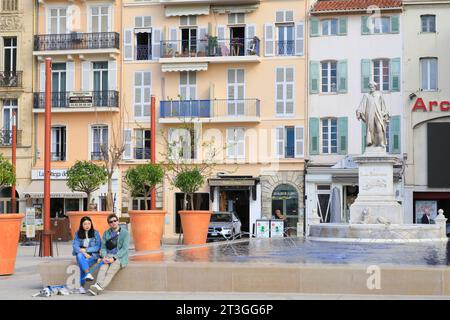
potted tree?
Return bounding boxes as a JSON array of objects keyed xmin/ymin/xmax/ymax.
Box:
[
  {"xmin": 66, "ymin": 160, "xmax": 109, "ymax": 238},
  {"xmin": 125, "ymin": 163, "xmax": 165, "ymax": 251},
  {"xmin": 0, "ymin": 154, "xmax": 24, "ymax": 275}
]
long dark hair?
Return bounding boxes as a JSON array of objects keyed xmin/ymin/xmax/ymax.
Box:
[{"xmin": 77, "ymin": 216, "xmax": 96, "ymax": 239}]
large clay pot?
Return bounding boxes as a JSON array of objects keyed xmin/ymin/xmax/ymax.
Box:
[
  {"xmin": 128, "ymin": 210, "xmax": 166, "ymax": 251},
  {"xmin": 178, "ymin": 210, "xmax": 212, "ymax": 245},
  {"xmin": 0, "ymin": 213, "xmax": 25, "ymax": 275},
  {"xmin": 67, "ymin": 211, "xmax": 111, "ymax": 239}
]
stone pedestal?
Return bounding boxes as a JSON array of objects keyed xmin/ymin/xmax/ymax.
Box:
[{"xmin": 350, "ymin": 147, "xmax": 403, "ymax": 224}]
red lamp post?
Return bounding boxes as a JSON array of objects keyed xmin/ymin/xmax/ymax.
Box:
[
  {"xmin": 150, "ymin": 95, "xmax": 156, "ymax": 210},
  {"xmin": 11, "ymin": 112, "xmax": 16, "ymax": 213}
]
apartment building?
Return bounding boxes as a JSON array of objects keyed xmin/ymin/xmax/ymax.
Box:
[
  {"xmin": 402, "ymin": 0, "xmax": 450, "ymax": 224},
  {"xmin": 305, "ymin": 0, "xmax": 404, "ymax": 229},
  {"xmin": 120, "ymin": 0, "xmax": 308, "ymax": 238},
  {"xmin": 0, "ymin": 0, "xmax": 33, "ymax": 213}
]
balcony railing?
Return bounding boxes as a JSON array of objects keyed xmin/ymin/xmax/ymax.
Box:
[
  {"xmin": 51, "ymin": 151, "xmax": 66, "ymax": 161},
  {"xmin": 33, "ymin": 91, "xmax": 119, "ymax": 109},
  {"xmin": 91, "ymin": 152, "xmax": 104, "ymax": 161},
  {"xmin": 34, "ymin": 32, "xmax": 120, "ymax": 51},
  {"xmin": 160, "ymin": 99, "xmax": 260, "ymax": 120},
  {"xmin": 136, "ymin": 45, "xmax": 152, "ymax": 60},
  {"xmin": 0, "ymin": 130, "xmax": 21, "ymax": 146},
  {"xmin": 134, "ymin": 147, "xmax": 150, "ymax": 160},
  {"xmin": 0, "ymin": 71, "xmax": 22, "ymax": 88},
  {"xmin": 161, "ymin": 37, "xmax": 260, "ymax": 58},
  {"xmin": 284, "ymin": 146, "xmax": 295, "ymax": 158},
  {"xmin": 276, "ymin": 40, "xmax": 295, "ymax": 56}
]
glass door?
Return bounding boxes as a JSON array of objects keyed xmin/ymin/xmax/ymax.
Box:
[
  {"xmin": 2, "ymin": 99, "xmax": 17, "ymax": 145},
  {"xmin": 51, "ymin": 63, "xmax": 66, "ymax": 108},
  {"xmin": 93, "ymin": 62, "xmax": 108, "ymax": 106},
  {"xmin": 277, "ymin": 25, "xmax": 294, "ymax": 55}
]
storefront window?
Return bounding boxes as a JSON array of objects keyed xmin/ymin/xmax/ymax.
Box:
[{"xmin": 271, "ymin": 184, "xmax": 298, "ymax": 234}]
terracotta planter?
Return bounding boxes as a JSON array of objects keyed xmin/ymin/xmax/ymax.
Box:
[
  {"xmin": 178, "ymin": 210, "xmax": 212, "ymax": 245},
  {"xmin": 67, "ymin": 211, "xmax": 111, "ymax": 239},
  {"xmin": 0, "ymin": 213, "xmax": 24, "ymax": 275},
  {"xmin": 128, "ymin": 210, "xmax": 166, "ymax": 251}
]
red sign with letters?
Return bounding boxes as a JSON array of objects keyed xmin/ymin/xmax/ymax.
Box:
[{"xmin": 412, "ymin": 98, "xmax": 450, "ymax": 112}]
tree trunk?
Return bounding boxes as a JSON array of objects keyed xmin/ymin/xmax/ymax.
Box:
[
  {"xmin": 143, "ymin": 189, "xmax": 148, "ymax": 210},
  {"xmin": 87, "ymin": 192, "xmax": 91, "ymax": 211},
  {"xmin": 183, "ymin": 193, "xmax": 187, "ymax": 211},
  {"xmin": 106, "ymin": 175, "xmax": 113, "ymax": 211},
  {"xmin": 190, "ymin": 193, "xmax": 195, "ymax": 211}
]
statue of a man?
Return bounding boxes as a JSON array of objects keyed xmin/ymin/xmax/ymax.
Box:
[{"xmin": 356, "ymin": 81, "xmax": 390, "ymax": 148}]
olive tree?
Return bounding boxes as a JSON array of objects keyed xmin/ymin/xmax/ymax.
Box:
[{"xmin": 125, "ymin": 164, "xmax": 164, "ymax": 210}]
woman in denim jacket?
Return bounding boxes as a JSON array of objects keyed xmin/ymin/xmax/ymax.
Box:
[{"xmin": 72, "ymin": 216, "xmax": 101, "ymax": 294}]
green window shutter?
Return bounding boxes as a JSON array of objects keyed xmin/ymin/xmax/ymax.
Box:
[
  {"xmin": 361, "ymin": 121, "xmax": 367, "ymax": 153},
  {"xmin": 309, "ymin": 117, "xmax": 320, "ymax": 155},
  {"xmin": 390, "ymin": 58, "xmax": 401, "ymax": 92},
  {"xmin": 337, "ymin": 60, "xmax": 348, "ymax": 93},
  {"xmin": 310, "ymin": 17, "xmax": 320, "ymax": 37},
  {"xmin": 338, "ymin": 117, "xmax": 348, "ymax": 155},
  {"xmin": 338, "ymin": 17, "xmax": 347, "ymax": 35},
  {"xmin": 390, "ymin": 15, "xmax": 400, "ymax": 33},
  {"xmin": 389, "ymin": 115, "xmax": 401, "ymax": 154},
  {"xmin": 309, "ymin": 61, "xmax": 320, "ymax": 94},
  {"xmin": 361, "ymin": 59, "xmax": 371, "ymax": 93},
  {"xmin": 361, "ymin": 16, "xmax": 370, "ymax": 34}
]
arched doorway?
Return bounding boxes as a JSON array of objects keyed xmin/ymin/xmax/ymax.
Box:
[
  {"xmin": 271, "ymin": 184, "xmax": 299, "ymax": 234},
  {"xmin": 0, "ymin": 187, "xmax": 19, "ymax": 213}
]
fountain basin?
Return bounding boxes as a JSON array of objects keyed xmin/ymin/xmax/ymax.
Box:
[{"xmin": 309, "ymin": 223, "xmax": 448, "ymax": 243}]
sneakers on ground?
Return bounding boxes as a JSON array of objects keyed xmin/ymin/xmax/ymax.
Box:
[
  {"xmin": 84, "ymin": 273, "xmax": 94, "ymax": 282},
  {"xmin": 78, "ymin": 287, "xmax": 87, "ymax": 294},
  {"xmin": 88, "ymin": 283, "xmax": 103, "ymax": 296}
]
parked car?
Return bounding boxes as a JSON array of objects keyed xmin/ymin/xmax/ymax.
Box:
[{"xmin": 208, "ymin": 211, "xmax": 242, "ymax": 240}]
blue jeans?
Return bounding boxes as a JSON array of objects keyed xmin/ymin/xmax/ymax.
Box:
[{"xmin": 76, "ymin": 253, "xmax": 98, "ymax": 286}]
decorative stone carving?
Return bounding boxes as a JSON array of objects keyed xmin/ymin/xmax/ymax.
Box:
[{"xmin": 0, "ymin": 16, "xmax": 22, "ymax": 32}]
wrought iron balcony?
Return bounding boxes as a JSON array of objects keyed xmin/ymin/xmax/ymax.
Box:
[
  {"xmin": 33, "ymin": 91, "xmax": 119, "ymax": 109},
  {"xmin": 0, "ymin": 129, "xmax": 21, "ymax": 146},
  {"xmin": 160, "ymin": 99, "xmax": 260, "ymax": 123},
  {"xmin": 91, "ymin": 152, "xmax": 104, "ymax": 161},
  {"xmin": 134, "ymin": 147, "xmax": 150, "ymax": 160},
  {"xmin": 34, "ymin": 32, "xmax": 120, "ymax": 51},
  {"xmin": 51, "ymin": 151, "xmax": 66, "ymax": 161},
  {"xmin": 161, "ymin": 37, "xmax": 260, "ymax": 58},
  {"xmin": 136, "ymin": 45, "xmax": 152, "ymax": 60},
  {"xmin": 0, "ymin": 71, "xmax": 22, "ymax": 88},
  {"xmin": 276, "ymin": 40, "xmax": 295, "ymax": 56}
]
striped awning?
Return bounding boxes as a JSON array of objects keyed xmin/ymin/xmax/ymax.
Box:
[
  {"xmin": 161, "ymin": 62, "xmax": 208, "ymax": 72},
  {"xmin": 24, "ymin": 180, "xmax": 87, "ymax": 199},
  {"xmin": 165, "ymin": 5, "xmax": 210, "ymax": 17}
]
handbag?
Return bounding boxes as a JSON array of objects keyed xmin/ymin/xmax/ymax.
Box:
[{"xmin": 105, "ymin": 231, "xmax": 120, "ymax": 251}]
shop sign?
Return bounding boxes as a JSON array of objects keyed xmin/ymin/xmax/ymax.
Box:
[
  {"xmin": 412, "ymin": 98, "xmax": 450, "ymax": 112},
  {"xmin": 208, "ymin": 179, "xmax": 255, "ymax": 187},
  {"xmin": 270, "ymin": 220, "xmax": 284, "ymax": 238},
  {"xmin": 32, "ymin": 169, "xmax": 68, "ymax": 180},
  {"xmin": 25, "ymin": 207, "xmax": 36, "ymax": 238},
  {"xmin": 255, "ymin": 220, "xmax": 270, "ymax": 238}
]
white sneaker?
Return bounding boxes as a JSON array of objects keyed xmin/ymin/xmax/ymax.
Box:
[
  {"xmin": 88, "ymin": 283, "xmax": 103, "ymax": 296},
  {"xmin": 78, "ymin": 287, "xmax": 87, "ymax": 294},
  {"xmin": 84, "ymin": 273, "xmax": 94, "ymax": 282}
]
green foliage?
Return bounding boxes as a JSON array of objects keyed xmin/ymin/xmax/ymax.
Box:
[
  {"xmin": 66, "ymin": 161, "xmax": 107, "ymax": 205},
  {"xmin": 0, "ymin": 154, "xmax": 15, "ymax": 189},
  {"xmin": 174, "ymin": 168, "xmax": 204, "ymax": 196},
  {"xmin": 125, "ymin": 164, "xmax": 165, "ymax": 210}
]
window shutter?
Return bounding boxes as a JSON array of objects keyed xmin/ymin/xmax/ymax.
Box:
[
  {"xmin": 276, "ymin": 127, "xmax": 284, "ymax": 158},
  {"xmin": 337, "ymin": 60, "xmax": 348, "ymax": 93},
  {"xmin": 245, "ymin": 24, "xmax": 256, "ymax": 54},
  {"xmin": 143, "ymin": 72, "xmax": 151, "ymax": 117},
  {"xmin": 295, "ymin": 22, "xmax": 304, "ymax": 56},
  {"xmin": 390, "ymin": 57, "xmax": 401, "ymax": 92},
  {"xmin": 295, "ymin": 126, "xmax": 304, "ymax": 158},
  {"xmin": 361, "ymin": 16, "xmax": 370, "ymax": 34},
  {"xmin": 198, "ymin": 26, "xmax": 208, "ymax": 53},
  {"xmin": 361, "ymin": 121, "xmax": 367, "ymax": 153},
  {"xmin": 152, "ymin": 28, "xmax": 162, "ymax": 60},
  {"xmin": 81, "ymin": 61, "xmax": 92, "ymax": 91},
  {"xmin": 134, "ymin": 72, "xmax": 142, "ymax": 118},
  {"xmin": 123, "ymin": 129, "xmax": 132, "ymax": 159},
  {"xmin": 337, "ymin": 117, "xmax": 348, "ymax": 155},
  {"xmin": 123, "ymin": 28, "xmax": 133, "ymax": 61},
  {"xmin": 361, "ymin": 59, "xmax": 371, "ymax": 93},
  {"xmin": 389, "ymin": 115, "xmax": 401, "ymax": 154},
  {"xmin": 309, "ymin": 61, "xmax": 320, "ymax": 94},
  {"xmin": 39, "ymin": 62, "xmax": 45, "ymax": 92},
  {"xmin": 237, "ymin": 128, "xmax": 245, "ymax": 158},
  {"xmin": 66, "ymin": 61, "xmax": 75, "ymax": 92},
  {"xmin": 108, "ymin": 60, "xmax": 117, "ymax": 91},
  {"xmin": 226, "ymin": 128, "xmax": 234, "ymax": 158},
  {"xmin": 216, "ymin": 25, "xmax": 226, "ymax": 48},
  {"xmin": 309, "ymin": 118, "xmax": 319, "ymax": 155},
  {"xmin": 390, "ymin": 15, "xmax": 400, "ymax": 33},
  {"xmin": 338, "ymin": 17, "xmax": 347, "ymax": 35},
  {"xmin": 276, "ymin": 11, "xmax": 284, "ymax": 23},
  {"xmin": 169, "ymin": 27, "xmax": 178, "ymax": 55},
  {"xmin": 310, "ymin": 17, "xmax": 319, "ymax": 37},
  {"xmin": 264, "ymin": 24, "xmax": 274, "ymax": 56}
]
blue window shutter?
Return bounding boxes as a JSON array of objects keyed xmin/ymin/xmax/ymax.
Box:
[
  {"xmin": 361, "ymin": 59, "xmax": 371, "ymax": 93},
  {"xmin": 309, "ymin": 118, "xmax": 319, "ymax": 155},
  {"xmin": 310, "ymin": 17, "xmax": 320, "ymax": 37},
  {"xmin": 338, "ymin": 117, "xmax": 348, "ymax": 155},
  {"xmin": 362, "ymin": 121, "xmax": 367, "ymax": 153},
  {"xmin": 390, "ymin": 15, "xmax": 400, "ymax": 33},
  {"xmin": 389, "ymin": 115, "xmax": 401, "ymax": 154},
  {"xmin": 309, "ymin": 61, "xmax": 319, "ymax": 94},
  {"xmin": 337, "ymin": 60, "xmax": 348, "ymax": 93},
  {"xmin": 338, "ymin": 17, "xmax": 347, "ymax": 35},
  {"xmin": 390, "ymin": 58, "xmax": 401, "ymax": 92}
]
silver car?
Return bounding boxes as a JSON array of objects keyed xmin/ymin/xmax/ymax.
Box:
[{"xmin": 208, "ymin": 211, "xmax": 242, "ymax": 240}]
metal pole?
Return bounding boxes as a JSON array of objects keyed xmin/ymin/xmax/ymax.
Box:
[
  {"xmin": 11, "ymin": 112, "xmax": 16, "ymax": 213},
  {"xmin": 150, "ymin": 95, "xmax": 156, "ymax": 210},
  {"xmin": 43, "ymin": 58, "xmax": 52, "ymax": 257}
]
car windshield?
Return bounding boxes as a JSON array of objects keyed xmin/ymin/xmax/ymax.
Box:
[{"xmin": 210, "ymin": 213, "xmax": 233, "ymax": 222}]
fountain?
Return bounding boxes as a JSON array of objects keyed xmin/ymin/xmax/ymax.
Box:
[{"xmin": 309, "ymin": 82, "xmax": 448, "ymax": 243}]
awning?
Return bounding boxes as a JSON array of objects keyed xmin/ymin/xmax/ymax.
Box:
[
  {"xmin": 134, "ymin": 28, "xmax": 151, "ymax": 34},
  {"xmin": 208, "ymin": 178, "xmax": 257, "ymax": 187},
  {"xmin": 161, "ymin": 62, "xmax": 208, "ymax": 72},
  {"xmin": 23, "ymin": 180, "xmax": 87, "ymax": 199},
  {"xmin": 165, "ymin": 5, "xmax": 210, "ymax": 17},
  {"xmin": 212, "ymin": 4, "xmax": 259, "ymax": 14}
]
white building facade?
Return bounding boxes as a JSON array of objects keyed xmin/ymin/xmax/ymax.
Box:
[{"xmin": 305, "ymin": 0, "xmax": 404, "ymax": 230}]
